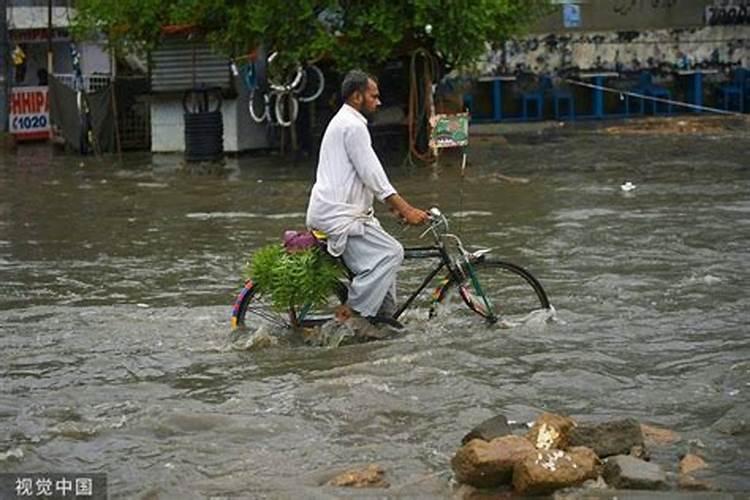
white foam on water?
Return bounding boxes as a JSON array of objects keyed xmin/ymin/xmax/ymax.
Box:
[
  {"xmin": 678, "ymin": 274, "xmax": 723, "ymax": 287},
  {"xmin": 186, "ymin": 212, "xmax": 306, "ymax": 220},
  {"xmin": 450, "ymin": 210, "xmax": 494, "ymax": 218},
  {"xmin": 0, "ymin": 447, "xmax": 23, "ymax": 462}
]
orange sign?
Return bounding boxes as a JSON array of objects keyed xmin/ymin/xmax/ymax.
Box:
[{"xmin": 10, "ymin": 86, "xmax": 50, "ymax": 140}]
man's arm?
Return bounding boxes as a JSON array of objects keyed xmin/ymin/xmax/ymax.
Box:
[
  {"xmin": 344, "ymin": 126, "xmax": 398, "ymax": 201},
  {"xmin": 344, "ymin": 124, "xmax": 428, "ymax": 225},
  {"xmin": 385, "ymin": 193, "xmax": 429, "ymax": 225}
]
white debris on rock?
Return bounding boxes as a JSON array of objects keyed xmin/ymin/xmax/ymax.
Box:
[
  {"xmin": 536, "ymin": 423, "xmax": 560, "ymax": 450},
  {"xmin": 535, "ymin": 449, "xmax": 566, "ymax": 472}
]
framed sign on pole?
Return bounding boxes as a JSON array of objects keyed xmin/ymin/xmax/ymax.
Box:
[{"xmin": 9, "ymin": 85, "xmax": 50, "ymax": 140}]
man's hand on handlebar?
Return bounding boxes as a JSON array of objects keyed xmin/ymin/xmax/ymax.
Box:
[
  {"xmin": 385, "ymin": 193, "xmax": 430, "ymax": 226},
  {"xmin": 402, "ymin": 207, "xmax": 430, "ymax": 226}
]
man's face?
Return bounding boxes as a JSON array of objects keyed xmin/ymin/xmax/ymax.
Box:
[{"xmin": 353, "ymin": 79, "xmax": 381, "ymax": 118}]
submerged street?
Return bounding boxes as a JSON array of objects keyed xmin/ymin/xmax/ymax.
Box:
[{"xmin": 1, "ymin": 122, "xmax": 749, "ymax": 497}]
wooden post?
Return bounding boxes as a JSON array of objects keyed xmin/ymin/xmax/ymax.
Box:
[
  {"xmin": 0, "ymin": 0, "xmax": 8, "ymax": 132},
  {"xmin": 110, "ymin": 49, "xmax": 122, "ymax": 158},
  {"xmin": 111, "ymin": 79, "xmax": 122, "ymax": 159},
  {"xmin": 47, "ymin": 0, "xmax": 53, "ymax": 73}
]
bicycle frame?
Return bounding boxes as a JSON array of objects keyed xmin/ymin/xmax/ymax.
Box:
[
  {"xmin": 390, "ymin": 208, "xmax": 497, "ymax": 322},
  {"xmin": 393, "ymin": 245, "xmax": 452, "ymax": 320}
]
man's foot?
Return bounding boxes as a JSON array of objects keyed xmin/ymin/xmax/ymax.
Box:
[
  {"xmin": 334, "ymin": 304, "xmax": 356, "ymax": 323},
  {"xmin": 335, "ymin": 305, "xmax": 403, "ymax": 329},
  {"xmin": 366, "ymin": 315, "xmax": 404, "ymax": 330}
]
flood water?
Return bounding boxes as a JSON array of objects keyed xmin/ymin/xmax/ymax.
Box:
[{"xmin": 1, "ymin": 123, "xmax": 749, "ymax": 498}]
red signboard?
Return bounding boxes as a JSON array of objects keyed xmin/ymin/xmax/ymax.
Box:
[{"xmin": 10, "ymin": 86, "xmax": 50, "ymax": 140}]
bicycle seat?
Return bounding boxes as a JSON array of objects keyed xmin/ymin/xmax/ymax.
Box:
[{"xmin": 311, "ymin": 229, "xmax": 328, "ymax": 241}]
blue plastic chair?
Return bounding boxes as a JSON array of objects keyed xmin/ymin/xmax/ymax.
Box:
[
  {"xmin": 521, "ymin": 77, "xmax": 546, "ymax": 121},
  {"xmin": 718, "ymin": 68, "xmax": 748, "ymax": 113},
  {"xmin": 521, "ymin": 75, "xmax": 575, "ymax": 121},
  {"xmin": 627, "ymin": 71, "xmax": 672, "ymax": 115},
  {"xmin": 551, "ymin": 83, "xmax": 575, "ymax": 121}
]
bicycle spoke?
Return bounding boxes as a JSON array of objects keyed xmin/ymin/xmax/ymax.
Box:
[
  {"xmin": 436, "ymin": 258, "xmax": 550, "ymax": 322},
  {"xmin": 231, "ymin": 280, "xmax": 347, "ymax": 330},
  {"xmin": 245, "ymin": 304, "xmax": 289, "ymax": 328}
]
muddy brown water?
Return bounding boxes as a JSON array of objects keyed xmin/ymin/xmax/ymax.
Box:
[{"xmin": 1, "ymin": 126, "xmax": 749, "ymax": 497}]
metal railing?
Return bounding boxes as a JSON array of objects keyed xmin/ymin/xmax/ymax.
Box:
[{"xmin": 53, "ymin": 73, "xmax": 112, "ymax": 92}]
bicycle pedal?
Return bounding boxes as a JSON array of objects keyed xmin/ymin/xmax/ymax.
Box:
[{"xmin": 366, "ymin": 315, "xmax": 404, "ymax": 330}]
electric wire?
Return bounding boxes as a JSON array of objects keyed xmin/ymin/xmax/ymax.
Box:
[{"xmin": 562, "ymin": 77, "xmax": 746, "ymax": 115}]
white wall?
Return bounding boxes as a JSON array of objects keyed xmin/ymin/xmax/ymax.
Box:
[
  {"xmin": 150, "ymin": 93, "xmax": 269, "ymax": 153},
  {"xmin": 479, "ymin": 25, "xmax": 749, "ymax": 76},
  {"xmin": 79, "ymin": 42, "xmax": 111, "ymax": 75}
]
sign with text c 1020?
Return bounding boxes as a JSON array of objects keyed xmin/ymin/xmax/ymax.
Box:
[{"xmin": 9, "ymin": 86, "xmax": 51, "ymax": 141}]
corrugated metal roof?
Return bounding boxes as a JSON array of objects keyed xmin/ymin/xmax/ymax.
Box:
[
  {"xmin": 151, "ymin": 39, "xmax": 231, "ymax": 93},
  {"xmin": 7, "ymin": 7, "xmax": 71, "ymax": 30}
]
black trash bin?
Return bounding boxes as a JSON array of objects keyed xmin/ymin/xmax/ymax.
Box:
[{"xmin": 183, "ymin": 87, "xmax": 224, "ymax": 162}]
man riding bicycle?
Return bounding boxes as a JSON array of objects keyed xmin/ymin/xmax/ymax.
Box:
[{"xmin": 306, "ymin": 69, "xmax": 429, "ymax": 323}]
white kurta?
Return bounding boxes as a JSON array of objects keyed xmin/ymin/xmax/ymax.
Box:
[
  {"xmin": 306, "ymin": 104, "xmax": 397, "ymax": 257},
  {"xmin": 306, "ymin": 104, "xmax": 403, "ymax": 317}
]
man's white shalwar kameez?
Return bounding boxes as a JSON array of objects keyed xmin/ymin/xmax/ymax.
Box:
[{"xmin": 306, "ymin": 104, "xmax": 403, "ymax": 317}]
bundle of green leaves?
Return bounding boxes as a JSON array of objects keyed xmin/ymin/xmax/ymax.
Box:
[{"xmin": 246, "ymin": 244, "xmax": 344, "ymax": 312}]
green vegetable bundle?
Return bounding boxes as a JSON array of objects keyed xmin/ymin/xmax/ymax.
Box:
[{"xmin": 245, "ymin": 244, "xmax": 344, "ymax": 313}]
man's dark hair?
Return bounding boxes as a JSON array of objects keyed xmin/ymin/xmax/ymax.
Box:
[{"xmin": 341, "ymin": 69, "xmax": 375, "ymax": 101}]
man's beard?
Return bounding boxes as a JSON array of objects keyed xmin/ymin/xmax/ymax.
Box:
[{"xmin": 360, "ymin": 107, "xmax": 376, "ymax": 121}]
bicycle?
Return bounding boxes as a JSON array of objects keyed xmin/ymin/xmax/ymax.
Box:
[{"xmin": 230, "ymin": 207, "xmax": 551, "ymax": 330}]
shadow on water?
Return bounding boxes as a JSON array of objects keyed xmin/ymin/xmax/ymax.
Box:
[{"xmin": 1, "ymin": 127, "xmax": 749, "ymax": 497}]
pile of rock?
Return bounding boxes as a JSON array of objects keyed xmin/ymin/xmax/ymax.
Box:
[{"xmin": 452, "ymin": 412, "xmax": 709, "ymax": 496}]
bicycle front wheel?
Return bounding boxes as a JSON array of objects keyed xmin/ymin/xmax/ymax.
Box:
[{"xmin": 434, "ymin": 258, "xmax": 550, "ymax": 323}]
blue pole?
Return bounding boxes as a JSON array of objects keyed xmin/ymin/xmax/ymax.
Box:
[
  {"xmin": 492, "ymin": 80, "xmax": 502, "ymax": 121},
  {"xmin": 594, "ymin": 76, "xmax": 604, "ymax": 118},
  {"xmin": 693, "ymin": 73, "xmax": 703, "ymax": 113}
]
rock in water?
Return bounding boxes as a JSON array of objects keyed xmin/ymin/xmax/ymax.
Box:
[
  {"xmin": 603, "ymin": 454, "xmax": 667, "ymax": 490},
  {"xmin": 526, "ymin": 412, "xmax": 577, "ymax": 450},
  {"xmin": 679, "ymin": 453, "xmax": 707, "ymax": 475},
  {"xmin": 452, "ymin": 435, "xmax": 537, "ymax": 488},
  {"xmin": 678, "ymin": 473, "xmax": 712, "ymax": 491},
  {"xmin": 512, "ymin": 446, "xmax": 600, "ymax": 495},
  {"xmin": 461, "ymin": 415, "xmax": 512, "ymax": 445},
  {"xmin": 712, "ymin": 405, "xmax": 750, "ymax": 435},
  {"xmin": 326, "ymin": 464, "xmax": 388, "ymax": 488},
  {"xmin": 567, "ymin": 418, "xmax": 644, "ymax": 458},
  {"xmin": 641, "ymin": 423, "xmax": 681, "ymax": 446}
]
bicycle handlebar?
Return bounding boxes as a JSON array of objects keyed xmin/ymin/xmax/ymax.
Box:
[{"xmin": 420, "ymin": 206, "xmax": 449, "ymax": 240}]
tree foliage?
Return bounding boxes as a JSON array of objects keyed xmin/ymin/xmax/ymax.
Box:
[{"xmin": 72, "ymin": 0, "xmax": 551, "ymax": 72}]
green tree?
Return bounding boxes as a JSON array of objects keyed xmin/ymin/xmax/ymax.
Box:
[{"xmin": 72, "ymin": 0, "xmax": 551, "ymax": 72}]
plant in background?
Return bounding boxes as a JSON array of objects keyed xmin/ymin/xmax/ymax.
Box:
[{"xmin": 245, "ymin": 244, "xmax": 344, "ymax": 320}]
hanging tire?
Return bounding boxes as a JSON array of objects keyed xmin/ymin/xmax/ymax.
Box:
[
  {"xmin": 248, "ymin": 89, "xmax": 269, "ymax": 123},
  {"xmin": 273, "ymin": 92, "xmax": 298, "ymax": 128},
  {"xmin": 296, "ymin": 65, "xmax": 325, "ymax": 103}
]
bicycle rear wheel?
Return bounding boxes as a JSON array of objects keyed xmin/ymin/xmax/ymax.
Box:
[
  {"xmin": 231, "ymin": 279, "xmax": 348, "ymax": 330},
  {"xmin": 433, "ymin": 258, "xmax": 550, "ymax": 323}
]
